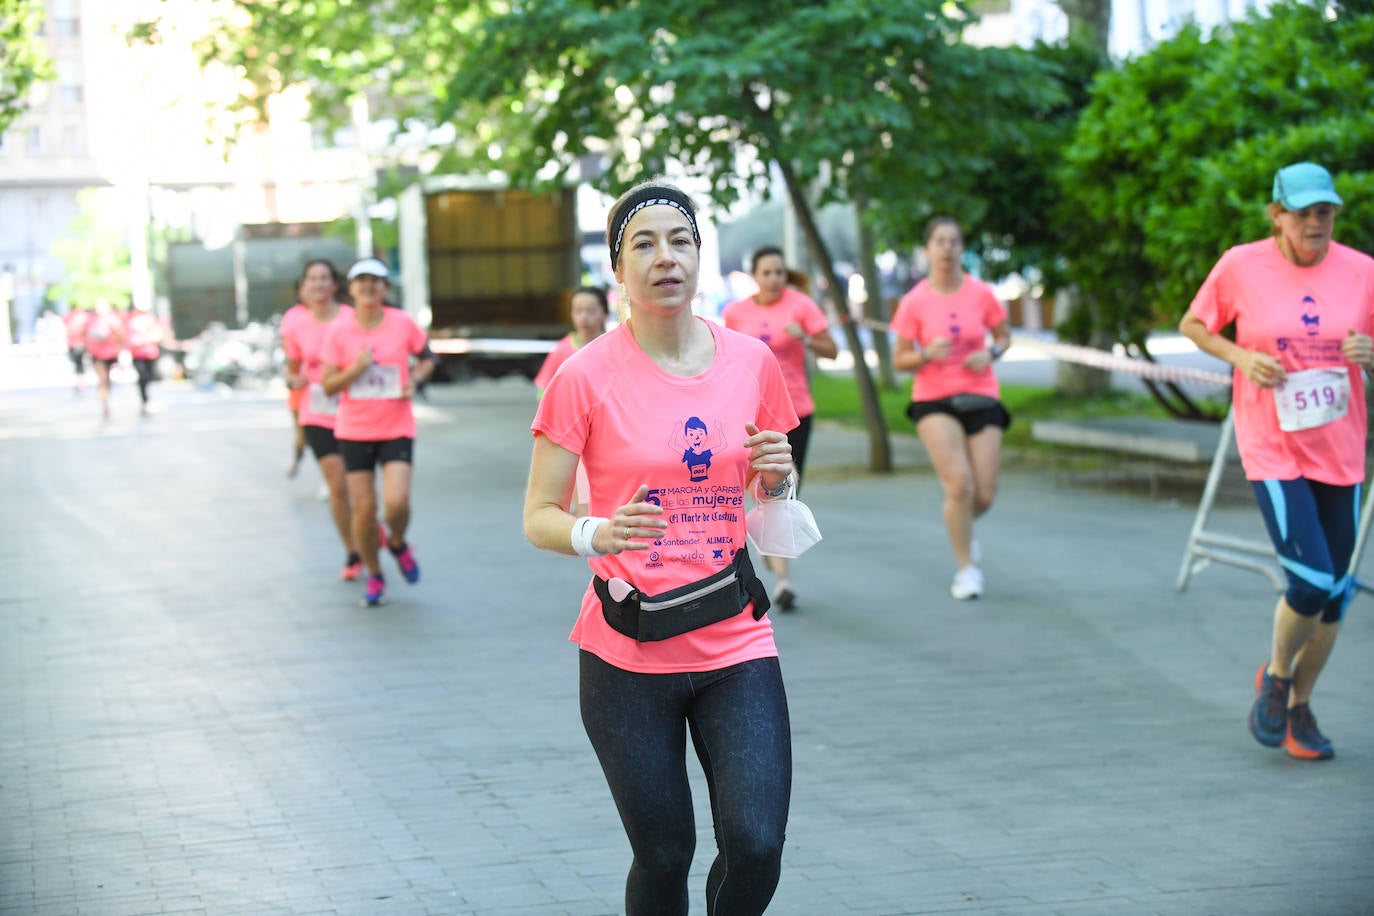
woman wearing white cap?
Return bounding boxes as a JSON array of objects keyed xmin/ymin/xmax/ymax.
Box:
[
  {"xmin": 1181, "ymin": 162, "xmax": 1374, "ymax": 761},
  {"xmin": 321, "ymin": 257, "xmax": 436, "ymax": 607}
]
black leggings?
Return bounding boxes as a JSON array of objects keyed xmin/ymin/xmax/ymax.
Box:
[
  {"xmin": 133, "ymin": 357, "xmax": 156, "ymax": 403},
  {"xmin": 579, "ymin": 650, "xmax": 791, "ymax": 916},
  {"xmin": 787, "ymin": 413, "xmax": 813, "ymax": 489}
]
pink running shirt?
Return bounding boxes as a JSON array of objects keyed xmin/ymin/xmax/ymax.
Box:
[
  {"xmin": 84, "ymin": 312, "xmax": 125, "ymax": 361},
  {"xmin": 63, "ymin": 310, "xmax": 91, "ymax": 348},
  {"xmin": 280, "ymin": 304, "xmax": 311, "ymax": 411},
  {"xmin": 282, "ymin": 304, "xmax": 353, "ymax": 429},
  {"xmin": 320, "ymin": 308, "xmax": 429, "ymax": 441},
  {"xmin": 890, "ymin": 277, "xmax": 1007, "ymax": 403},
  {"xmin": 1189, "ymin": 238, "xmax": 1374, "ymax": 484},
  {"xmin": 532, "ymin": 319, "xmax": 799, "ymax": 674},
  {"xmin": 125, "ymin": 311, "xmax": 165, "ymax": 360},
  {"xmin": 722, "ymin": 287, "xmax": 830, "ymax": 417},
  {"xmin": 533, "ymin": 334, "xmax": 578, "ymax": 391}
]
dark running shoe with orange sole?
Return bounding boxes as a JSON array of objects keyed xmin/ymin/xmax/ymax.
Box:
[
  {"xmin": 1283, "ymin": 703, "xmax": 1334, "ymax": 760},
  {"xmin": 1248, "ymin": 663, "xmax": 1290, "ymax": 748}
]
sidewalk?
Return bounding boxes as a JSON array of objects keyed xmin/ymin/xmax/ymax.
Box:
[{"xmin": 1, "ymin": 378, "xmax": 1371, "ymax": 915}]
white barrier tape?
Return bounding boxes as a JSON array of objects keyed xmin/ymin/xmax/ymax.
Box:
[
  {"xmin": 1013, "ymin": 338, "xmax": 1232, "ymax": 387},
  {"xmin": 858, "ymin": 318, "xmax": 1232, "ymax": 387}
]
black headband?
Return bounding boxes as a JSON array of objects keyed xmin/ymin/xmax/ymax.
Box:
[{"xmin": 608, "ymin": 185, "xmax": 701, "ymax": 268}]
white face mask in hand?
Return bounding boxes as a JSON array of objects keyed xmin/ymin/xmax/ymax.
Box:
[{"xmin": 746, "ymin": 488, "xmax": 822, "ymax": 559}]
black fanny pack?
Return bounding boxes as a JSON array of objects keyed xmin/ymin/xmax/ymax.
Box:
[{"xmin": 593, "ymin": 548, "xmax": 770, "ymax": 642}]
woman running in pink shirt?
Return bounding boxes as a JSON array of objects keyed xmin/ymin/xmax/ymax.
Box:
[
  {"xmin": 1181, "ymin": 162, "xmax": 1374, "ymax": 761},
  {"xmin": 533, "ymin": 286, "xmax": 611, "ymax": 392},
  {"xmin": 723, "ymin": 246, "xmax": 837, "ymax": 611},
  {"xmin": 281, "ymin": 259, "xmax": 361, "ymax": 581},
  {"xmin": 525, "ymin": 181, "xmax": 799, "ymax": 915},
  {"xmin": 84, "ymin": 298, "xmax": 127, "ymax": 422},
  {"xmin": 891, "ymin": 217, "xmax": 1012, "ymax": 600},
  {"xmin": 124, "ymin": 303, "xmax": 168, "ymax": 414},
  {"xmin": 321, "ymin": 258, "xmax": 436, "ymax": 607}
]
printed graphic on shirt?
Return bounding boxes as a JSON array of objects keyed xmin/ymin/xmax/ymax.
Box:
[
  {"xmin": 1277, "ymin": 295, "xmax": 1343, "ymax": 363},
  {"xmin": 642, "ymin": 475, "xmax": 744, "ymax": 572},
  {"xmin": 669, "ymin": 416, "xmax": 726, "ymax": 482}
]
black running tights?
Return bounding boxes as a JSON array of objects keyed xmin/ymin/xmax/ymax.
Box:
[{"xmin": 579, "ymin": 650, "xmax": 791, "ymax": 916}]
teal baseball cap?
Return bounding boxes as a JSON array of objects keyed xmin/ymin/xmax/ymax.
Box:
[{"xmin": 1272, "ymin": 162, "xmax": 1343, "ymax": 210}]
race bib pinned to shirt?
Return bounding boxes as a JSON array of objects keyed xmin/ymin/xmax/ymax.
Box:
[
  {"xmin": 308, "ymin": 382, "xmax": 339, "ymax": 416},
  {"xmin": 349, "ymin": 363, "xmax": 402, "ymax": 400},
  {"xmin": 1274, "ymin": 367, "xmax": 1350, "ymax": 432}
]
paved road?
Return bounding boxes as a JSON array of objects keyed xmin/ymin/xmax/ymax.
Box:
[{"xmin": 2, "ymin": 376, "xmax": 1372, "ymax": 916}]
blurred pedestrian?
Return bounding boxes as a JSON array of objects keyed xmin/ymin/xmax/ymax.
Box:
[
  {"xmin": 1180, "ymin": 161, "xmax": 1374, "ymax": 761},
  {"xmin": 84, "ymin": 298, "xmax": 126, "ymax": 422},
  {"xmin": 281, "ymin": 259, "xmax": 362, "ymax": 580},
  {"xmin": 723, "ymin": 245, "xmax": 837, "ymax": 611},
  {"xmin": 280, "ymin": 285, "xmax": 314, "ymax": 477},
  {"xmin": 533, "ymin": 285, "xmax": 611, "ymax": 392},
  {"xmin": 321, "ymin": 258, "xmax": 436, "ymax": 607},
  {"xmin": 62, "ymin": 304, "xmax": 91, "ymax": 394},
  {"xmin": 891, "ymin": 217, "xmax": 1012, "ymax": 600},
  {"xmin": 524, "ymin": 180, "xmax": 798, "ymax": 915},
  {"xmin": 533, "ymin": 286, "xmax": 611, "ymax": 516},
  {"xmin": 124, "ymin": 302, "xmax": 168, "ymax": 415}
]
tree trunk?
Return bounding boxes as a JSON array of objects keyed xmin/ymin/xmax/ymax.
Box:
[
  {"xmin": 853, "ymin": 192, "xmax": 895, "ymax": 390},
  {"xmin": 1058, "ymin": 0, "xmax": 1112, "ymax": 55},
  {"xmin": 776, "ymin": 161, "xmax": 892, "ymax": 472},
  {"xmin": 1050, "ymin": 285, "xmax": 1111, "ymax": 396}
]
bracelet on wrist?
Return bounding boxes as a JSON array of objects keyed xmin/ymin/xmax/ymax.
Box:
[
  {"xmin": 989, "ymin": 343, "xmax": 1006, "ymax": 360},
  {"xmin": 755, "ymin": 472, "xmax": 794, "ymax": 501}
]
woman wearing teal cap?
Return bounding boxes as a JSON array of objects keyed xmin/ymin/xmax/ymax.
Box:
[{"xmin": 1180, "ymin": 162, "xmax": 1374, "ymax": 760}]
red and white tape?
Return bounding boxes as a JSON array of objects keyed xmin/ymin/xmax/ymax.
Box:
[
  {"xmin": 859, "ymin": 319, "xmax": 1232, "ymax": 387},
  {"xmin": 1012, "ymin": 338, "xmax": 1232, "ymax": 387}
]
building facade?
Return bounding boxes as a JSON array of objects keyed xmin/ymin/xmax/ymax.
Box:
[{"xmin": 0, "ymin": 0, "xmax": 366, "ymax": 342}]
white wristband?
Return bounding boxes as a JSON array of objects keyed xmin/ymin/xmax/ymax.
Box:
[{"xmin": 571, "ymin": 515, "xmax": 609, "ymax": 557}]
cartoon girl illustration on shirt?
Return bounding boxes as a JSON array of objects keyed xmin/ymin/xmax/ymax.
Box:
[{"xmin": 669, "ymin": 416, "xmax": 727, "ymax": 482}]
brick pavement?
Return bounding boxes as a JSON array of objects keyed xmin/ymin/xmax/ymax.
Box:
[{"xmin": 1, "ymin": 378, "xmax": 1371, "ymax": 916}]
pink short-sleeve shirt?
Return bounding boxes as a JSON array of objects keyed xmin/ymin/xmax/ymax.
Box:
[
  {"xmin": 533, "ymin": 334, "xmax": 578, "ymax": 391},
  {"xmin": 721, "ymin": 287, "xmax": 830, "ymax": 417},
  {"xmin": 532, "ymin": 319, "xmax": 799, "ymax": 674},
  {"xmin": 1189, "ymin": 238, "xmax": 1374, "ymax": 484},
  {"xmin": 891, "ymin": 277, "xmax": 1007, "ymax": 403},
  {"xmin": 282, "ymin": 304, "xmax": 354, "ymax": 430},
  {"xmin": 320, "ymin": 308, "xmax": 429, "ymax": 442}
]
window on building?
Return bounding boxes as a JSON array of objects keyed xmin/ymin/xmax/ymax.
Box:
[
  {"xmin": 56, "ymin": 59, "xmax": 83, "ymax": 106},
  {"xmin": 62, "ymin": 124, "xmax": 83, "ymax": 156},
  {"xmin": 51, "ymin": 0, "xmax": 80, "ymax": 37},
  {"xmin": 26, "ymin": 127, "xmax": 43, "ymax": 155}
]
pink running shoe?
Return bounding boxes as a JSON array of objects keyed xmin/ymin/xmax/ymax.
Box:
[
  {"xmin": 363, "ymin": 574, "xmax": 386, "ymax": 607},
  {"xmin": 391, "ymin": 543, "xmax": 420, "ymax": 584}
]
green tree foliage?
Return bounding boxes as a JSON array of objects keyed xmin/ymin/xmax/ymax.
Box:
[
  {"xmin": 49, "ymin": 190, "xmax": 134, "ymax": 310},
  {"xmin": 437, "ymin": 1, "xmax": 1066, "ymax": 470},
  {"xmin": 0, "ymin": 0, "xmax": 53, "ymax": 134},
  {"xmin": 180, "ymin": 0, "xmax": 1075, "ymax": 469},
  {"xmin": 873, "ymin": 38, "xmax": 1106, "ymax": 281},
  {"xmin": 1059, "ymin": 2, "xmax": 1374, "ymax": 350}
]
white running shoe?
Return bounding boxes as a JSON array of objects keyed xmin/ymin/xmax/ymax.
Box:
[{"xmin": 950, "ymin": 566, "xmax": 984, "ymax": 600}]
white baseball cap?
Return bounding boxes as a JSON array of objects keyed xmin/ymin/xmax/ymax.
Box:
[{"xmin": 347, "ymin": 257, "xmax": 389, "ymax": 281}]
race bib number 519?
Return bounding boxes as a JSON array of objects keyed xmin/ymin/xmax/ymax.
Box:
[{"xmin": 1274, "ymin": 367, "xmax": 1350, "ymax": 432}]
